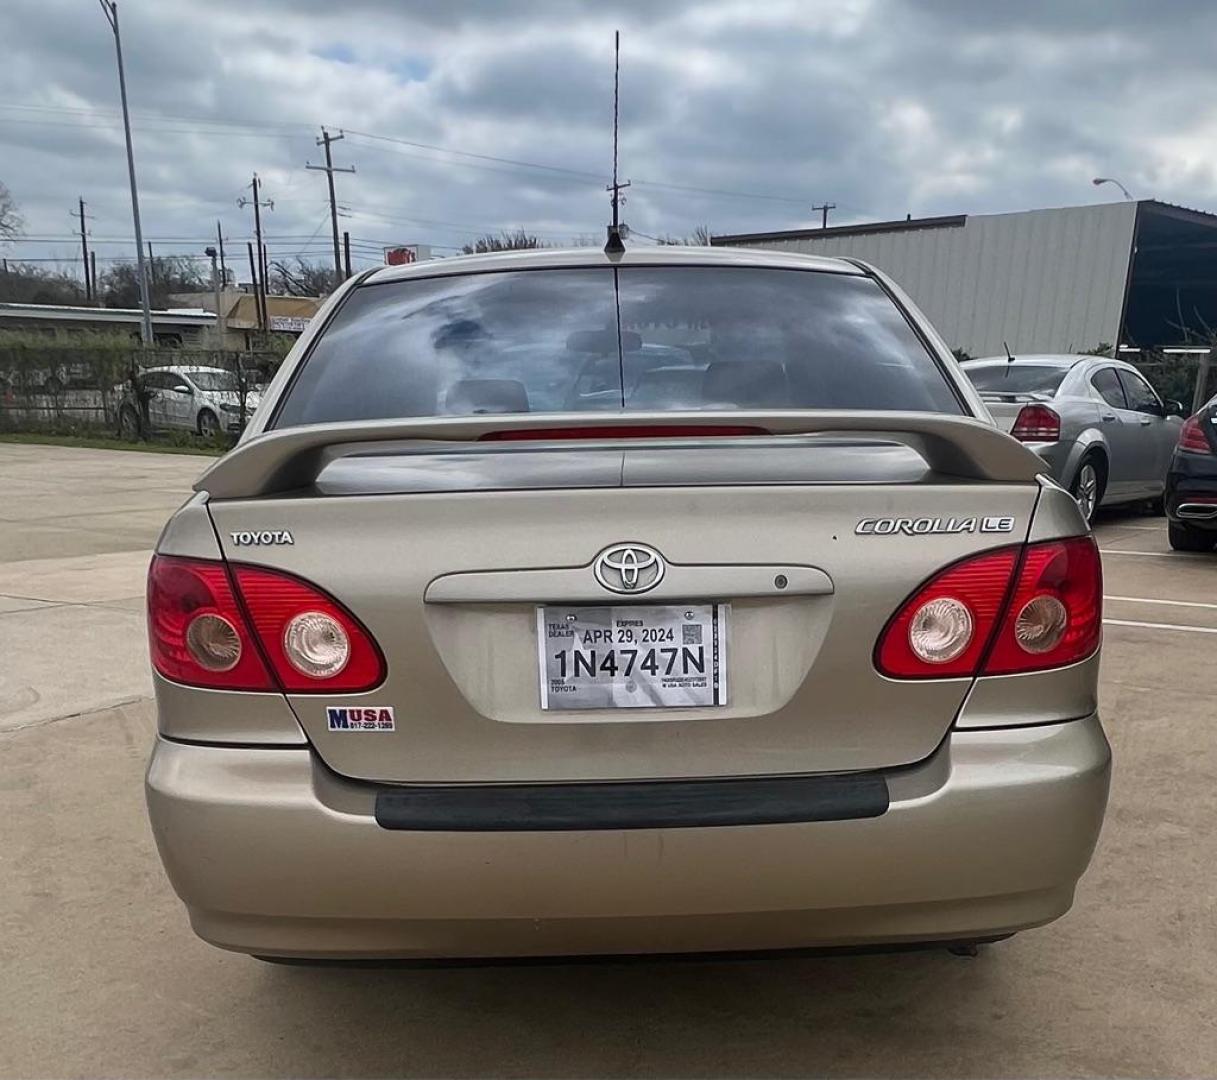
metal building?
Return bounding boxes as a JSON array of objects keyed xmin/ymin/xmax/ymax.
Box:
[{"xmin": 712, "ymin": 200, "xmax": 1217, "ymax": 362}]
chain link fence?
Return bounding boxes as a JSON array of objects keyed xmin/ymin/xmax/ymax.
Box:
[{"xmin": 0, "ymin": 337, "xmax": 287, "ymax": 445}]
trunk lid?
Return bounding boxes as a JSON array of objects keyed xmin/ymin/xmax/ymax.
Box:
[{"xmin": 206, "ymin": 434, "xmax": 1041, "ymax": 783}]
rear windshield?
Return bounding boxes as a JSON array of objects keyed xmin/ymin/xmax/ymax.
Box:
[
  {"xmin": 964, "ymin": 364, "xmax": 1068, "ymax": 395},
  {"xmin": 273, "ymin": 267, "xmax": 963, "ymax": 427}
]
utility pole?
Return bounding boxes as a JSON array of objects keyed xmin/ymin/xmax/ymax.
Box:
[
  {"xmin": 604, "ymin": 30, "xmax": 630, "ymax": 253},
  {"xmin": 245, "ymin": 242, "xmax": 265, "ymax": 333},
  {"xmin": 74, "ymin": 198, "xmax": 94, "ymax": 302},
  {"xmin": 215, "ymin": 220, "xmax": 226, "ymax": 284},
  {"xmin": 812, "ymin": 203, "xmax": 836, "ymax": 229},
  {"xmin": 98, "ymin": 0, "xmax": 153, "ymax": 344},
  {"xmin": 307, "ymin": 128, "xmax": 356, "ymax": 286},
  {"xmin": 343, "ymin": 231, "xmax": 352, "ymax": 279},
  {"xmin": 90, "ymin": 251, "xmax": 98, "ymax": 302},
  {"xmin": 238, "ymin": 175, "xmax": 273, "ymax": 331},
  {"xmin": 204, "ymin": 245, "xmax": 226, "ymax": 348}
]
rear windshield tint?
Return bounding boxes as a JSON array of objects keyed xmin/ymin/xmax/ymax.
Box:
[
  {"xmin": 273, "ymin": 267, "xmax": 963, "ymax": 427},
  {"xmin": 964, "ymin": 364, "xmax": 1068, "ymax": 395}
]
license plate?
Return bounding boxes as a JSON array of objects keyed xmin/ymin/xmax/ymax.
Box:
[{"xmin": 537, "ymin": 604, "xmax": 727, "ymax": 710}]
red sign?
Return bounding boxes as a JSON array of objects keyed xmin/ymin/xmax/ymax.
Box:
[{"xmin": 384, "ymin": 247, "xmax": 417, "ymax": 266}]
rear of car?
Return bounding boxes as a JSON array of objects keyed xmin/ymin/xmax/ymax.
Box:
[
  {"xmin": 1165, "ymin": 395, "xmax": 1217, "ymax": 551},
  {"xmin": 963, "ymin": 355, "xmax": 1181, "ymax": 521},
  {"xmin": 145, "ymin": 248, "xmax": 1110, "ymax": 960}
]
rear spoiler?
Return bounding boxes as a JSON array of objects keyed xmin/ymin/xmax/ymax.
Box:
[{"xmin": 195, "ymin": 410, "xmax": 1046, "ymax": 499}]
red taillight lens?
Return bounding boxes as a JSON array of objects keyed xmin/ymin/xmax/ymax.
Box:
[
  {"xmin": 876, "ymin": 537, "xmax": 1102, "ymax": 679},
  {"xmin": 147, "ymin": 556, "xmax": 274, "ymax": 691},
  {"xmin": 232, "ymin": 565, "xmax": 385, "ymax": 692},
  {"xmin": 1010, "ymin": 404, "xmax": 1061, "ymax": 442},
  {"xmin": 985, "ymin": 537, "xmax": 1102, "ymax": 675},
  {"xmin": 147, "ymin": 556, "xmax": 386, "ymax": 693},
  {"xmin": 1178, "ymin": 415, "xmax": 1214, "ymax": 454},
  {"xmin": 876, "ymin": 548, "xmax": 1020, "ymax": 678}
]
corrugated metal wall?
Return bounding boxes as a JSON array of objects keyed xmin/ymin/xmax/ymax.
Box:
[{"xmin": 720, "ymin": 202, "xmax": 1138, "ymax": 358}]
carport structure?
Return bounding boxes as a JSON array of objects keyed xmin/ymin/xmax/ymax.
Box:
[{"xmin": 1122, "ymin": 200, "xmax": 1217, "ymax": 406}]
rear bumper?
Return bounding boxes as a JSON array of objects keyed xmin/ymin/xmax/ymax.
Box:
[
  {"xmin": 145, "ymin": 716, "xmax": 1111, "ymax": 959},
  {"xmin": 1166, "ymin": 456, "xmax": 1217, "ymax": 528}
]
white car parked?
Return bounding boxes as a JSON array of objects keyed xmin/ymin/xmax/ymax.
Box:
[{"xmin": 118, "ymin": 366, "xmax": 261, "ymax": 440}]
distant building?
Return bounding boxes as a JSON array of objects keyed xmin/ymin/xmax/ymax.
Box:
[
  {"xmin": 0, "ymin": 302, "xmax": 214, "ymax": 346},
  {"xmin": 713, "ymin": 200, "xmax": 1217, "ymax": 358},
  {"xmin": 0, "ymin": 288, "xmax": 327, "ymax": 351},
  {"xmin": 170, "ymin": 291, "xmax": 325, "ymax": 349}
]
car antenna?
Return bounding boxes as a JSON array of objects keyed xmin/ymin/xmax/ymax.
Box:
[
  {"xmin": 604, "ymin": 30, "xmax": 630, "ymax": 255},
  {"xmin": 1002, "ymin": 340, "xmax": 1015, "ymax": 379}
]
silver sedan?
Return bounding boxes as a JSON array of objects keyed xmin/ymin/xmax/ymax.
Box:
[{"xmin": 963, "ymin": 354, "xmax": 1184, "ymax": 521}]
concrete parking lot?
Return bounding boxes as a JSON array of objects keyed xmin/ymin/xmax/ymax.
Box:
[{"xmin": 1, "ymin": 441, "xmax": 1215, "ymax": 1078}]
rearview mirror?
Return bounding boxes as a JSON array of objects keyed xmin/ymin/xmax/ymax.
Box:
[
  {"xmin": 172, "ymin": 383, "xmax": 193, "ymax": 395},
  {"xmin": 1165, "ymin": 399, "xmax": 1185, "ymax": 417}
]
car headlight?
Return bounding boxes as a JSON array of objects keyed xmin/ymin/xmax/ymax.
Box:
[{"xmin": 218, "ymin": 402, "xmax": 242, "ymax": 414}]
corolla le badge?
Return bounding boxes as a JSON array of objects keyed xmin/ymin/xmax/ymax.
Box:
[
  {"xmin": 856, "ymin": 516, "xmax": 1015, "ymax": 536},
  {"xmin": 594, "ymin": 543, "xmax": 665, "ymax": 594}
]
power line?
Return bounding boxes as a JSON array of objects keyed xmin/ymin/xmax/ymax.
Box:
[
  {"xmin": 344, "ymin": 128, "xmax": 810, "ymax": 204},
  {"xmin": 0, "ymin": 101, "xmax": 817, "ymax": 206},
  {"xmin": 340, "ymin": 128, "xmax": 605, "ymax": 181}
]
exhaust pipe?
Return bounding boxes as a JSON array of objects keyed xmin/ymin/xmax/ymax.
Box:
[{"xmin": 1177, "ymin": 503, "xmax": 1217, "ymax": 521}]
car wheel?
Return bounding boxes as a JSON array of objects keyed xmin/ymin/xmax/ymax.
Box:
[
  {"xmin": 118, "ymin": 405, "xmax": 141, "ymax": 441},
  {"xmin": 1168, "ymin": 522, "xmax": 1216, "ymax": 552},
  {"xmin": 197, "ymin": 409, "xmax": 220, "ymax": 439},
  {"xmin": 1070, "ymin": 457, "xmax": 1104, "ymax": 524}
]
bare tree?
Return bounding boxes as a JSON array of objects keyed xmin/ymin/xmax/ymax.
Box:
[
  {"xmin": 0, "ymin": 263, "xmax": 87, "ymax": 305},
  {"xmin": 98, "ymin": 257, "xmax": 205, "ymax": 309},
  {"xmin": 267, "ymin": 258, "xmax": 336, "ymax": 297},
  {"xmin": 657, "ymin": 225, "xmax": 712, "ymax": 246},
  {"xmin": 0, "ymin": 181, "xmax": 21, "ymax": 241},
  {"xmin": 461, "ymin": 229, "xmax": 544, "ymax": 254}
]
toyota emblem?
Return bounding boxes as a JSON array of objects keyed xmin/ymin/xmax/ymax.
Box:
[{"xmin": 593, "ymin": 543, "xmax": 666, "ymax": 594}]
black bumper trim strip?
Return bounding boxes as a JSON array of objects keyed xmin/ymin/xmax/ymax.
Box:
[{"xmin": 374, "ymin": 773, "xmax": 889, "ymax": 832}]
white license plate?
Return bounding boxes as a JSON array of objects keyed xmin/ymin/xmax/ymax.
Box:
[{"xmin": 537, "ymin": 604, "xmax": 727, "ymax": 711}]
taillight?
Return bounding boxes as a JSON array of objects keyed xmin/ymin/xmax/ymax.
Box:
[
  {"xmin": 232, "ymin": 565, "xmax": 385, "ymax": 692},
  {"xmin": 1010, "ymin": 404, "xmax": 1061, "ymax": 442},
  {"xmin": 876, "ymin": 537, "xmax": 1102, "ymax": 679},
  {"xmin": 147, "ymin": 556, "xmax": 274, "ymax": 691},
  {"xmin": 984, "ymin": 537, "xmax": 1102, "ymax": 675},
  {"xmin": 1178, "ymin": 415, "xmax": 1214, "ymax": 454},
  {"xmin": 876, "ymin": 548, "xmax": 1020, "ymax": 678},
  {"xmin": 147, "ymin": 556, "xmax": 386, "ymax": 692}
]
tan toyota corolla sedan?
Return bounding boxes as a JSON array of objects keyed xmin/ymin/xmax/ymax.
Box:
[{"xmin": 145, "ymin": 246, "xmax": 1110, "ymax": 961}]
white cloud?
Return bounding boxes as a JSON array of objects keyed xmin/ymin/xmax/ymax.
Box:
[{"xmin": 2, "ymin": 0, "xmax": 1216, "ymax": 277}]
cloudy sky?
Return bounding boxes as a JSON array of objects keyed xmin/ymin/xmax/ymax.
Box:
[{"xmin": 2, "ymin": 0, "xmax": 1216, "ymax": 280}]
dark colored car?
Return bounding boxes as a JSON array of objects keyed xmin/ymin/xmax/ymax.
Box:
[{"xmin": 1165, "ymin": 394, "xmax": 1217, "ymax": 551}]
